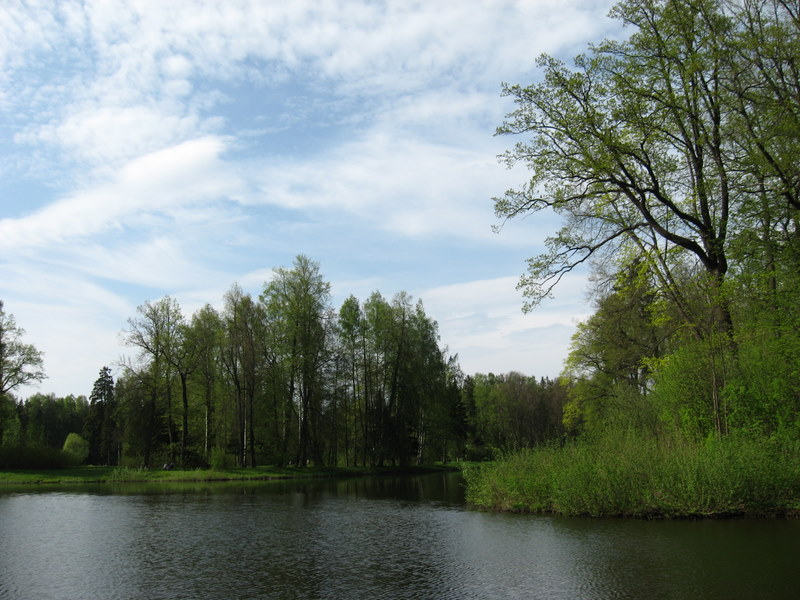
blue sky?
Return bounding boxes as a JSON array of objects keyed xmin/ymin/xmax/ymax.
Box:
[{"xmin": 1, "ymin": 0, "xmax": 621, "ymax": 398}]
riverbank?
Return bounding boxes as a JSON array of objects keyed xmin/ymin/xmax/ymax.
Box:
[
  {"xmin": 0, "ymin": 463, "xmax": 458, "ymax": 485},
  {"xmin": 464, "ymin": 431, "xmax": 800, "ymax": 518}
]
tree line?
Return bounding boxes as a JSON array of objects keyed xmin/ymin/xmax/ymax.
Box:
[{"xmin": 1, "ymin": 256, "xmax": 572, "ymax": 469}]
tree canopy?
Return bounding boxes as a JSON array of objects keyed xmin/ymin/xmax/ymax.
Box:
[
  {"xmin": 496, "ymin": 0, "xmax": 797, "ymax": 328},
  {"xmin": 0, "ymin": 300, "xmax": 46, "ymax": 399},
  {"xmin": 496, "ymin": 0, "xmax": 800, "ymax": 437}
]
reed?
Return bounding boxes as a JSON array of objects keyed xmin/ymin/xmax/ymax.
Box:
[{"xmin": 464, "ymin": 431, "xmax": 800, "ymax": 517}]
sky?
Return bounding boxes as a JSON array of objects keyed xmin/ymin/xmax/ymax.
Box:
[{"xmin": 1, "ymin": 0, "xmax": 622, "ymax": 399}]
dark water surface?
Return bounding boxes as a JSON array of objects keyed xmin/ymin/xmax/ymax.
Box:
[{"xmin": 1, "ymin": 472, "xmax": 798, "ymax": 599}]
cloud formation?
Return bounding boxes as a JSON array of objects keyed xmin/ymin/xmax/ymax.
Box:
[{"xmin": 0, "ymin": 0, "xmax": 619, "ymax": 396}]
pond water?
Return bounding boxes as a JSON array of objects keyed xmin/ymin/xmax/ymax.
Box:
[{"xmin": 1, "ymin": 472, "xmax": 798, "ymax": 599}]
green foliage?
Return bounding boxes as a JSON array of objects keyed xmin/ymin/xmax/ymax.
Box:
[
  {"xmin": 648, "ymin": 336, "xmax": 732, "ymax": 437},
  {"xmin": 482, "ymin": 3, "xmax": 800, "ymax": 525},
  {"xmin": 209, "ymin": 446, "xmax": 233, "ymax": 470},
  {"xmin": 0, "ymin": 300, "xmax": 46, "ymax": 400},
  {"xmin": 108, "ymin": 466, "xmax": 150, "ymax": 482},
  {"xmin": 496, "ymin": 0, "xmax": 800, "ymax": 445},
  {"xmin": 465, "ymin": 429, "xmax": 800, "ymax": 517},
  {"xmin": 0, "ymin": 444, "xmax": 74, "ymax": 469},
  {"xmin": 470, "ymin": 372, "xmax": 567, "ymax": 456},
  {"xmin": 84, "ymin": 366, "xmax": 119, "ymax": 465},
  {"xmin": 104, "ymin": 255, "xmax": 469, "ymax": 471},
  {"xmin": 62, "ymin": 432, "xmax": 90, "ymax": 465},
  {"xmin": 1, "ymin": 393, "xmax": 89, "ymax": 451}
]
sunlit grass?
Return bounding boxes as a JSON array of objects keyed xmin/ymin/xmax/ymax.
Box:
[{"xmin": 464, "ymin": 431, "xmax": 800, "ymax": 518}]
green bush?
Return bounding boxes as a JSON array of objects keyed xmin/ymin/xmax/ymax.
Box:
[
  {"xmin": 0, "ymin": 444, "xmax": 75, "ymax": 469},
  {"xmin": 62, "ymin": 433, "xmax": 90, "ymax": 465},
  {"xmin": 209, "ymin": 446, "xmax": 233, "ymax": 470}
]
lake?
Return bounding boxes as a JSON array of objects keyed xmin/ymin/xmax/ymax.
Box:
[{"xmin": 1, "ymin": 472, "xmax": 798, "ymax": 599}]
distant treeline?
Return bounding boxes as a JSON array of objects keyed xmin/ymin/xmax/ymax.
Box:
[{"xmin": 0, "ymin": 255, "xmax": 570, "ymax": 469}]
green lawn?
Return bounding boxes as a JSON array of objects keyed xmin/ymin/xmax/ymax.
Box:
[{"xmin": 0, "ymin": 463, "xmax": 457, "ymax": 485}]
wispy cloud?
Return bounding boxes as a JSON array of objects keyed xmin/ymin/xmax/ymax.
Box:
[
  {"xmin": 248, "ymin": 131, "xmax": 512, "ymax": 238},
  {"xmin": 1, "ymin": 136, "xmax": 238, "ymax": 250},
  {"xmin": 421, "ymin": 273, "xmax": 592, "ymax": 376},
  {"xmin": 0, "ymin": 0, "xmax": 618, "ymax": 396}
]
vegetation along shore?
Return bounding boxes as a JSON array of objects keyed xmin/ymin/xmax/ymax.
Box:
[
  {"xmin": 0, "ymin": 464, "xmax": 458, "ymax": 486},
  {"xmin": 2, "ymin": 1, "xmax": 800, "ymax": 519}
]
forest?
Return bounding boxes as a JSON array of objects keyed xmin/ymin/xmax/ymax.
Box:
[{"xmin": 0, "ymin": 256, "xmax": 568, "ymax": 470}]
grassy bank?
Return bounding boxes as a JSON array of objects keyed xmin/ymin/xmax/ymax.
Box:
[
  {"xmin": 0, "ymin": 463, "xmax": 456, "ymax": 485},
  {"xmin": 464, "ymin": 431, "xmax": 800, "ymax": 518}
]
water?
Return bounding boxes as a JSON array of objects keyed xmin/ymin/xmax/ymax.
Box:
[{"xmin": 1, "ymin": 473, "xmax": 798, "ymax": 599}]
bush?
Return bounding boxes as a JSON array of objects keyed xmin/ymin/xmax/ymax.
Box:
[
  {"xmin": 209, "ymin": 446, "xmax": 233, "ymax": 470},
  {"xmin": 0, "ymin": 444, "xmax": 75, "ymax": 469},
  {"xmin": 62, "ymin": 433, "xmax": 90, "ymax": 465}
]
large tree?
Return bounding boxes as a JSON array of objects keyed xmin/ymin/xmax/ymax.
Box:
[
  {"xmin": 494, "ymin": 0, "xmax": 799, "ymax": 434},
  {"xmin": 122, "ymin": 296, "xmax": 186, "ymax": 464},
  {"xmin": 0, "ymin": 300, "xmax": 46, "ymax": 442},
  {"xmin": 494, "ymin": 0, "xmax": 793, "ymax": 329},
  {"xmin": 186, "ymin": 304, "xmax": 224, "ymax": 460},
  {"xmin": 261, "ymin": 255, "xmax": 332, "ymax": 466},
  {"xmin": 0, "ymin": 300, "xmax": 46, "ymax": 400},
  {"xmin": 221, "ymin": 285, "xmax": 266, "ymax": 467},
  {"xmin": 84, "ymin": 366, "xmax": 118, "ymax": 465},
  {"xmin": 729, "ymin": 0, "xmax": 800, "ymax": 214}
]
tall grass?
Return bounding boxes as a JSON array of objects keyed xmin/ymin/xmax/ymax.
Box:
[{"xmin": 464, "ymin": 430, "xmax": 800, "ymax": 517}]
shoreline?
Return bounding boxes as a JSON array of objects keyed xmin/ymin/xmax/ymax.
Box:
[{"xmin": 0, "ymin": 463, "xmax": 460, "ymax": 486}]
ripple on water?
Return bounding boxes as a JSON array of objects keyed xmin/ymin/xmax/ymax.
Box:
[{"xmin": 1, "ymin": 477, "xmax": 800, "ymax": 599}]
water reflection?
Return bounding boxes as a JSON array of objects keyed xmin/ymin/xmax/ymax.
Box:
[{"xmin": 1, "ymin": 473, "xmax": 798, "ymax": 599}]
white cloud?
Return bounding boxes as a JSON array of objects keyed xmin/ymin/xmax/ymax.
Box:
[
  {"xmin": 5, "ymin": 0, "xmax": 618, "ymax": 164},
  {"xmin": 18, "ymin": 105, "xmax": 205, "ymax": 165},
  {"xmin": 249, "ymin": 130, "xmax": 516, "ymax": 240},
  {"xmin": 0, "ymin": 266, "xmax": 135, "ymax": 398},
  {"xmin": 421, "ymin": 273, "xmax": 593, "ymax": 377},
  {"xmin": 0, "ymin": 0, "xmax": 623, "ymax": 397},
  {"xmin": 0, "ymin": 136, "xmax": 238, "ymax": 250},
  {"xmin": 70, "ymin": 238, "xmax": 221, "ymax": 290}
]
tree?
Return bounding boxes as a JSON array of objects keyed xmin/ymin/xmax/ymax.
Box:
[
  {"xmin": 562, "ymin": 272, "xmax": 674, "ymax": 435},
  {"xmin": 186, "ymin": 304, "xmax": 224, "ymax": 460},
  {"xmin": 122, "ymin": 297, "xmax": 186, "ymax": 465},
  {"xmin": 0, "ymin": 301, "xmax": 46, "ymax": 442},
  {"xmin": 494, "ymin": 0, "xmax": 800, "ymax": 434},
  {"xmin": 261, "ymin": 255, "xmax": 332, "ymax": 466},
  {"xmin": 729, "ymin": 0, "xmax": 800, "ymax": 215},
  {"xmin": 496, "ymin": 0, "xmax": 742, "ymax": 328},
  {"xmin": 115, "ymin": 368, "xmax": 165, "ymax": 467},
  {"xmin": 62, "ymin": 432, "xmax": 89, "ymax": 465},
  {"xmin": 337, "ymin": 295, "xmax": 365, "ymax": 466},
  {"xmin": 0, "ymin": 300, "xmax": 46, "ymax": 400},
  {"xmin": 85, "ymin": 366, "xmax": 118, "ymax": 465},
  {"xmin": 471, "ymin": 372, "xmax": 567, "ymax": 454},
  {"xmin": 222, "ymin": 285, "xmax": 266, "ymax": 467}
]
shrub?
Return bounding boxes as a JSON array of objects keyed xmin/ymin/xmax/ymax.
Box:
[
  {"xmin": 209, "ymin": 446, "xmax": 233, "ymax": 470},
  {"xmin": 0, "ymin": 444, "xmax": 74, "ymax": 469},
  {"xmin": 62, "ymin": 433, "xmax": 90, "ymax": 465}
]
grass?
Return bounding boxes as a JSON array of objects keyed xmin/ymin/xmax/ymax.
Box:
[
  {"xmin": 463, "ymin": 430, "xmax": 800, "ymax": 518},
  {"xmin": 0, "ymin": 463, "xmax": 457, "ymax": 485}
]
